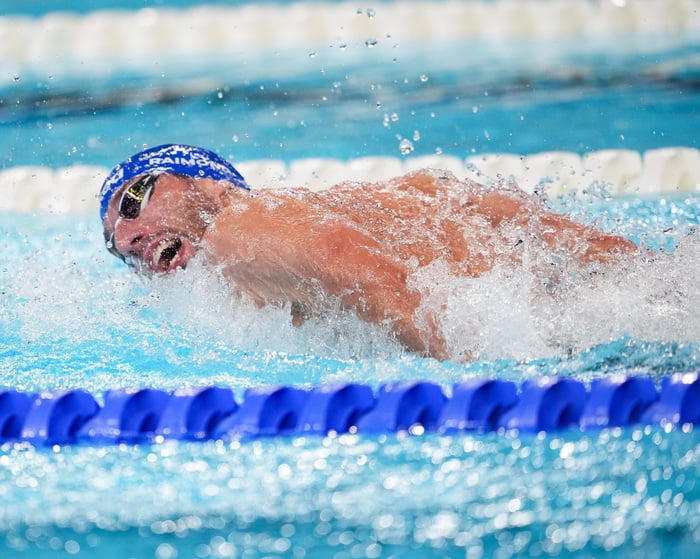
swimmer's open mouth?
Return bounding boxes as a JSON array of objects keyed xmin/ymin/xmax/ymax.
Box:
[{"xmin": 152, "ymin": 237, "xmax": 183, "ymax": 272}]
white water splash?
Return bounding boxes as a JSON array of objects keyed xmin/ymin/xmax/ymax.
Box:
[
  {"xmin": 147, "ymin": 255, "xmax": 404, "ymax": 361},
  {"xmin": 416, "ymin": 234, "xmax": 700, "ymax": 362}
]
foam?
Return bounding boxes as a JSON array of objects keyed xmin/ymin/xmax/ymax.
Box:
[
  {"xmin": 423, "ymin": 235, "xmax": 700, "ymax": 362},
  {"xmin": 1, "ymin": 148, "xmax": 698, "ymax": 215},
  {"xmin": 1, "ymin": 1, "xmax": 699, "ymax": 83}
]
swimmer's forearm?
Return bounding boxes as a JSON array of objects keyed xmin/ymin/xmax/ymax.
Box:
[{"xmin": 479, "ymin": 190, "xmax": 637, "ymax": 263}]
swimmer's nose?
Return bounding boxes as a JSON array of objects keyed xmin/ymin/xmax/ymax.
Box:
[{"xmin": 112, "ymin": 218, "xmax": 145, "ymax": 257}]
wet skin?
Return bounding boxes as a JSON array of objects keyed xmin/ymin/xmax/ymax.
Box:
[{"xmin": 103, "ymin": 171, "xmax": 637, "ymax": 359}]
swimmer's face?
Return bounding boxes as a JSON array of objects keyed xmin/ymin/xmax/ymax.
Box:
[{"xmin": 102, "ymin": 173, "xmax": 223, "ymax": 274}]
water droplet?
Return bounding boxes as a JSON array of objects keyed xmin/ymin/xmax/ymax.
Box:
[
  {"xmin": 399, "ymin": 138, "xmax": 414, "ymax": 155},
  {"xmin": 232, "ymin": 135, "xmax": 239, "ymax": 143},
  {"xmin": 339, "ymin": 42, "xmax": 347, "ymax": 50},
  {"xmin": 217, "ymin": 91, "xmax": 223, "ymax": 99},
  {"xmin": 367, "ymin": 8, "xmax": 376, "ymax": 18},
  {"xmin": 413, "ymin": 130, "xmax": 421, "ymax": 141},
  {"xmin": 390, "ymin": 113, "xmax": 399, "ymax": 122},
  {"xmin": 472, "ymin": 106, "xmax": 479, "ymax": 114},
  {"xmin": 13, "ymin": 74, "xmax": 20, "ymax": 82},
  {"xmin": 365, "ymin": 38, "xmax": 378, "ymax": 48},
  {"xmin": 435, "ymin": 147, "xmax": 443, "ymax": 155},
  {"xmin": 420, "ymin": 74, "xmax": 429, "ymax": 82},
  {"xmin": 155, "ymin": 543, "xmax": 177, "ymax": 559},
  {"xmin": 309, "ymin": 51, "xmax": 317, "ymax": 58}
]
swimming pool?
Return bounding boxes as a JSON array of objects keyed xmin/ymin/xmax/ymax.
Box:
[{"xmin": 1, "ymin": 1, "xmax": 700, "ymax": 557}]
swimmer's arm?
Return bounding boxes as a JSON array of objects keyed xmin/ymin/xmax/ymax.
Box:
[
  {"xmin": 209, "ymin": 204, "xmax": 446, "ymax": 357},
  {"xmin": 476, "ymin": 190, "xmax": 637, "ymax": 263}
]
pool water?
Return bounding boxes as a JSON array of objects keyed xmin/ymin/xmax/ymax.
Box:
[
  {"xmin": 2, "ymin": 177, "xmax": 699, "ymax": 559},
  {"xmin": 4, "ymin": 44, "xmax": 700, "ymax": 169},
  {"xmin": 0, "ymin": 428, "xmax": 697, "ymax": 559},
  {"xmin": 1, "ymin": 1, "xmax": 700, "ymax": 558}
]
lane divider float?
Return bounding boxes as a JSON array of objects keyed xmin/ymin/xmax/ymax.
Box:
[
  {"xmin": 0, "ymin": 374, "xmax": 697, "ymax": 445},
  {"xmin": 2, "ymin": 0, "xmax": 698, "ymax": 80},
  {"xmin": 2, "ymin": 148, "xmax": 700, "ymax": 215}
]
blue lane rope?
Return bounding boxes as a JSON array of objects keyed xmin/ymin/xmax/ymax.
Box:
[{"xmin": 0, "ymin": 374, "xmax": 697, "ymax": 446}]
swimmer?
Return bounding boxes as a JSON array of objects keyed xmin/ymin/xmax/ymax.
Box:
[{"xmin": 100, "ymin": 144, "xmax": 637, "ymax": 360}]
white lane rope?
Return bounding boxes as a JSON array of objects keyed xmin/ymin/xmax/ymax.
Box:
[
  {"xmin": 2, "ymin": 148, "xmax": 699, "ymax": 214},
  {"xmin": 1, "ymin": 0, "xmax": 699, "ymax": 84}
]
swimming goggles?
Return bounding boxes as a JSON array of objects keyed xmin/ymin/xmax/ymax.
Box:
[
  {"xmin": 105, "ymin": 173, "xmax": 158, "ymax": 262},
  {"xmin": 118, "ymin": 173, "xmax": 157, "ymax": 220}
]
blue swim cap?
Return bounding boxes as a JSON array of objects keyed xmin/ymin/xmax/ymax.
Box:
[{"xmin": 99, "ymin": 144, "xmax": 249, "ymax": 221}]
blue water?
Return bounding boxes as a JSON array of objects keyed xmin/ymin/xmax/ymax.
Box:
[
  {"xmin": 3, "ymin": 36, "xmax": 699, "ymax": 168},
  {"xmin": 2, "ymin": 2, "xmax": 700, "ymax": 558},
  {"xmin": 1, "ymin": 429, "xmax": 698, "ymax": 559},
  {"xmin": 6, "ymin": 72, "xmax": 698, "ymax": 170}
]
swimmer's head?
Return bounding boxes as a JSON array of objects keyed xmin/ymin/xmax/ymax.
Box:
[{"xmin": 99, "ymin": 144, "xmax": 249, "ymax": 222}]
